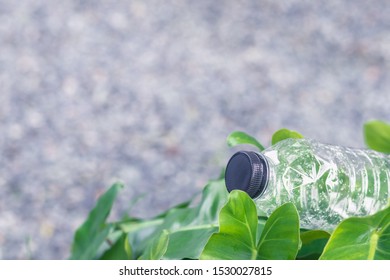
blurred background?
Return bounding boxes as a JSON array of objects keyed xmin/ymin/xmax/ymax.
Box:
[{"xmin": 0, "ymin": 0, "xmax": 389, "ymax": 259}]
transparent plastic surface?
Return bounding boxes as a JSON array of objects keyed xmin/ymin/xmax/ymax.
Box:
[{"xmin": 256, "ymin": 138, "xmax": 390, "ymax": 231}]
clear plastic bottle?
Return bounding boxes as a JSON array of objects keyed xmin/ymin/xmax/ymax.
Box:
[{"xmin": 225, "ymin": 138, "xmax": 390, "ymax": 231}]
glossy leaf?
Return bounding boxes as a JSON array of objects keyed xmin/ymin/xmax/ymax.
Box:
[
  {"xmin": 138, "ymin": 230, "xmax": 169, "ymax": 260},
  {"xmin": 200, "ymin": 190, "xmax": 258, "ymax": 260},
  {"xmin": 297, "ymin": 230, "xmax": 330, "ymax": 260},
  {"xmin": 227, "ymin": 131, "xmax": 265, "ymax": 151},
  {"xmin": 100, "ymin": 233, "xmax": 132, "ymax": 260},
  {"xmin": 272, "ymin": 128, "xmax": 303, "ymax": 145},
  {"xmin": 257, "ymin": 203, "xmax": 300, "ymax": 260},
  {"xmin": 364, "ymin": 120, "xmax": 390, "ymax": 153},
  {"xmin": 320, "ymin": 206, "xmax": 390, "ymax": 260},
  {"xmin": 70, "ymin": 182, "xmax": 123, "ymax": 259}
]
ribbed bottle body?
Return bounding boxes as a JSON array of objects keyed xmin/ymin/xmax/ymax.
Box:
[{"xmin": 255, "ymin": 138, "xmax": 390, "ymax": 231}]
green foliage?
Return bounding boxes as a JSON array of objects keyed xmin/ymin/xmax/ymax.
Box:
[
  {"xmin": 297, "ymin": 230, "xmax": 330, "ymax": 260},
  {"xmin": 200, "ymin": 190, "xmax": 259, "ymax": 260},
  {"xmin": 138, "ymin": 230, "xmax": 169, "ymax": 260},
  {"xmin": 226, "ymin": 131, "xmax": 265, "ymax": 151},
  {"xmin": 70, "ymin": 182, "xmax": 123, "ymax": 259},
  {"xmin": 153, "ymin": 179, "xmax": 228, "ymax": 260},
  {"xmin": 70, "ymin": 121, "xmax": 390, "ymax": 260},
  {"xmin": 364, "ymin": 120, "xmax": 390, "ymax": 153},
  {"xmin": 320, "ymin": 206, "xmax": 390, "ymax": 260},
  {"xmin": 272, "ymin": 128, "xmax": 303, "ymax": 145},
  {"xmin": 100, "ymin": 233, "xmax": 132, "ymax": 260},
  {"xmin": 257, "ymin": 203, "xmax": 300, "ymax": 260}
]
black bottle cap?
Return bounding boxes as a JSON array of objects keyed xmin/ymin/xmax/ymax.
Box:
[{"xmin": 225, "ymin": 151, "xmax": 269, "ymax": 199}]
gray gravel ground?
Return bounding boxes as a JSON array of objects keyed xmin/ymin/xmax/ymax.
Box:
[{"xmin": 1, "ymin": 0, "xmax": 390, "ymax": 259}]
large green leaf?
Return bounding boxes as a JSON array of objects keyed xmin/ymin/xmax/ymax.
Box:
[
  {"xmin": 320, "ymin": 206, "xmax": 390, "ymax": 260},
  {"xmin": 125, "ymin": 179, "xmax": 228, "ymax": 260},
  {"xmin": 138, "ymin": 230, "xmax": 169, "ymax": 260},
  {"xmin": 200, "ymin": 190, "xmax": 258, "ymax": 260},
  {"xmin": 226, "ymin": 131, "xmax": 265, "ymax": 151},
  {"xmin": 70, "ymin": 182, "xmax": 123, "ymax": 259},
  {"xmin": 271, "ymin": 128, "xmax": 303, "ymax": 145},
  {"xmin": 257, "ymin": 203, "xmax": 300, "ymax": 260},
  {"xmin": 364, "ymin": 120, "xmax": 390, "ymax": 153},
  {"xmin": 297, "ymin": 230, "xmax": 330, "ymax": 260}
]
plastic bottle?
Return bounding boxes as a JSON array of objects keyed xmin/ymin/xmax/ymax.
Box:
[{"xmin": 224, "ymin": 138, "xmax": 390, "ymax": 231}]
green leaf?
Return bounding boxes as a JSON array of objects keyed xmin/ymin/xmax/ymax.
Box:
[
  {"xmin": 227, "ymin": 131, "xmax": 265, "ymax": 151},
  {"xmin": 161, "ymin": 179, "xmax": 228, "ymax": 259},
  {"xmin": 297, "ymin": 230, "xmax": 330, "ymax": 260},
  {"xmin": 118, "ymin": 218, "xmax": 163, "ymax": 234},
  {"xmin": 320, "ymin": 206, "xmax": 390, "ymax": 260},
  {"xmin": 364, "ymin": 120, "xmax": 390, "ymax": 153},
  {"xmin": 100, "ymin": 233, "xmax": 132, "ymax": 260},
  {"xmin": 138, "ymin": 230, "xmax": 169, "ymax": 260},
  {"xmin": 257, "ymin": 203, "xmax": 300, "ymax": 260},
  {"xmin": 271, "ymin": 128, "xmax": 303, "ymax": 145},
  {"xmin": 70, "ymin": 182, "xmax": 123, "ymax": 259},
  {"xmin": 127, "ymin": 179, "xmax": 228, "ymax": 260},
  {"xmin": 117, "ymin": 200, "xmax": 193, "ymax": 258},
  {"xmin": 164, "ymin": 226, "xmax": 217, "ymax": 259},
  {"xmin": 200, "ymin": 190, "xmax": 258, "ymax": 260}
]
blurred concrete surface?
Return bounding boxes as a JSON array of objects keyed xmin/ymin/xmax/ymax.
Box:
[{"xmin": 0, "ymin": 0, "xmax": 389, "ymax": 259}]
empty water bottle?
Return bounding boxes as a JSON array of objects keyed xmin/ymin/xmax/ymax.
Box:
[{"xmin": 225, "ymin": 138, "xmax": 390, "ymax": 231}]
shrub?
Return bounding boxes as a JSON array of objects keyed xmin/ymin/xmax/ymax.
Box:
[{"xmin": 69, "ymin": 120, "xmax": 390, "ymax": 260}]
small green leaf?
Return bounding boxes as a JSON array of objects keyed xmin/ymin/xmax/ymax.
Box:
[
  {"xmin": 271, "ymin": 128, "xmax": 303, "ymax": 145},
  {"xmin": 297, "ymin": 230, "xmax": 330, "ymax": 260},
  {"xmin": 227, "ymin": 131, "xmax": 265, "ymax": 151},
  {"xmin": 138, "ymin": 230, "xmax": 169, "ymax": 260},
  {"xmin": 100, "ymin": 233, "xmax": 132, "ymax": 260},
  {"xmin": 200, "ymin": 190, "xmax": 258, "ymax": 260},
  {"xmin": 364, "ymin": 120, "xmax": 390, "ymax": 153},
  {"xmin": 320, "ymin": 206, "xmax": 390, "ymax": 260},
  {"xmin": 70, "ymin": 182, "xmax": 123, "ymax": 259},
  {"xmin": 257, "ymin": 203, "xmax": 300, "ymax": 260}
]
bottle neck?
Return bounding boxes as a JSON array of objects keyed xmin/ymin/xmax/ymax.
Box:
[
  {"xmin": 254, "ymin": 153, "xmax": 274, "ymax": 200},
  {"xmin": 252, "ymin": 152, "xmax": 270, "ymax": 199}
]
